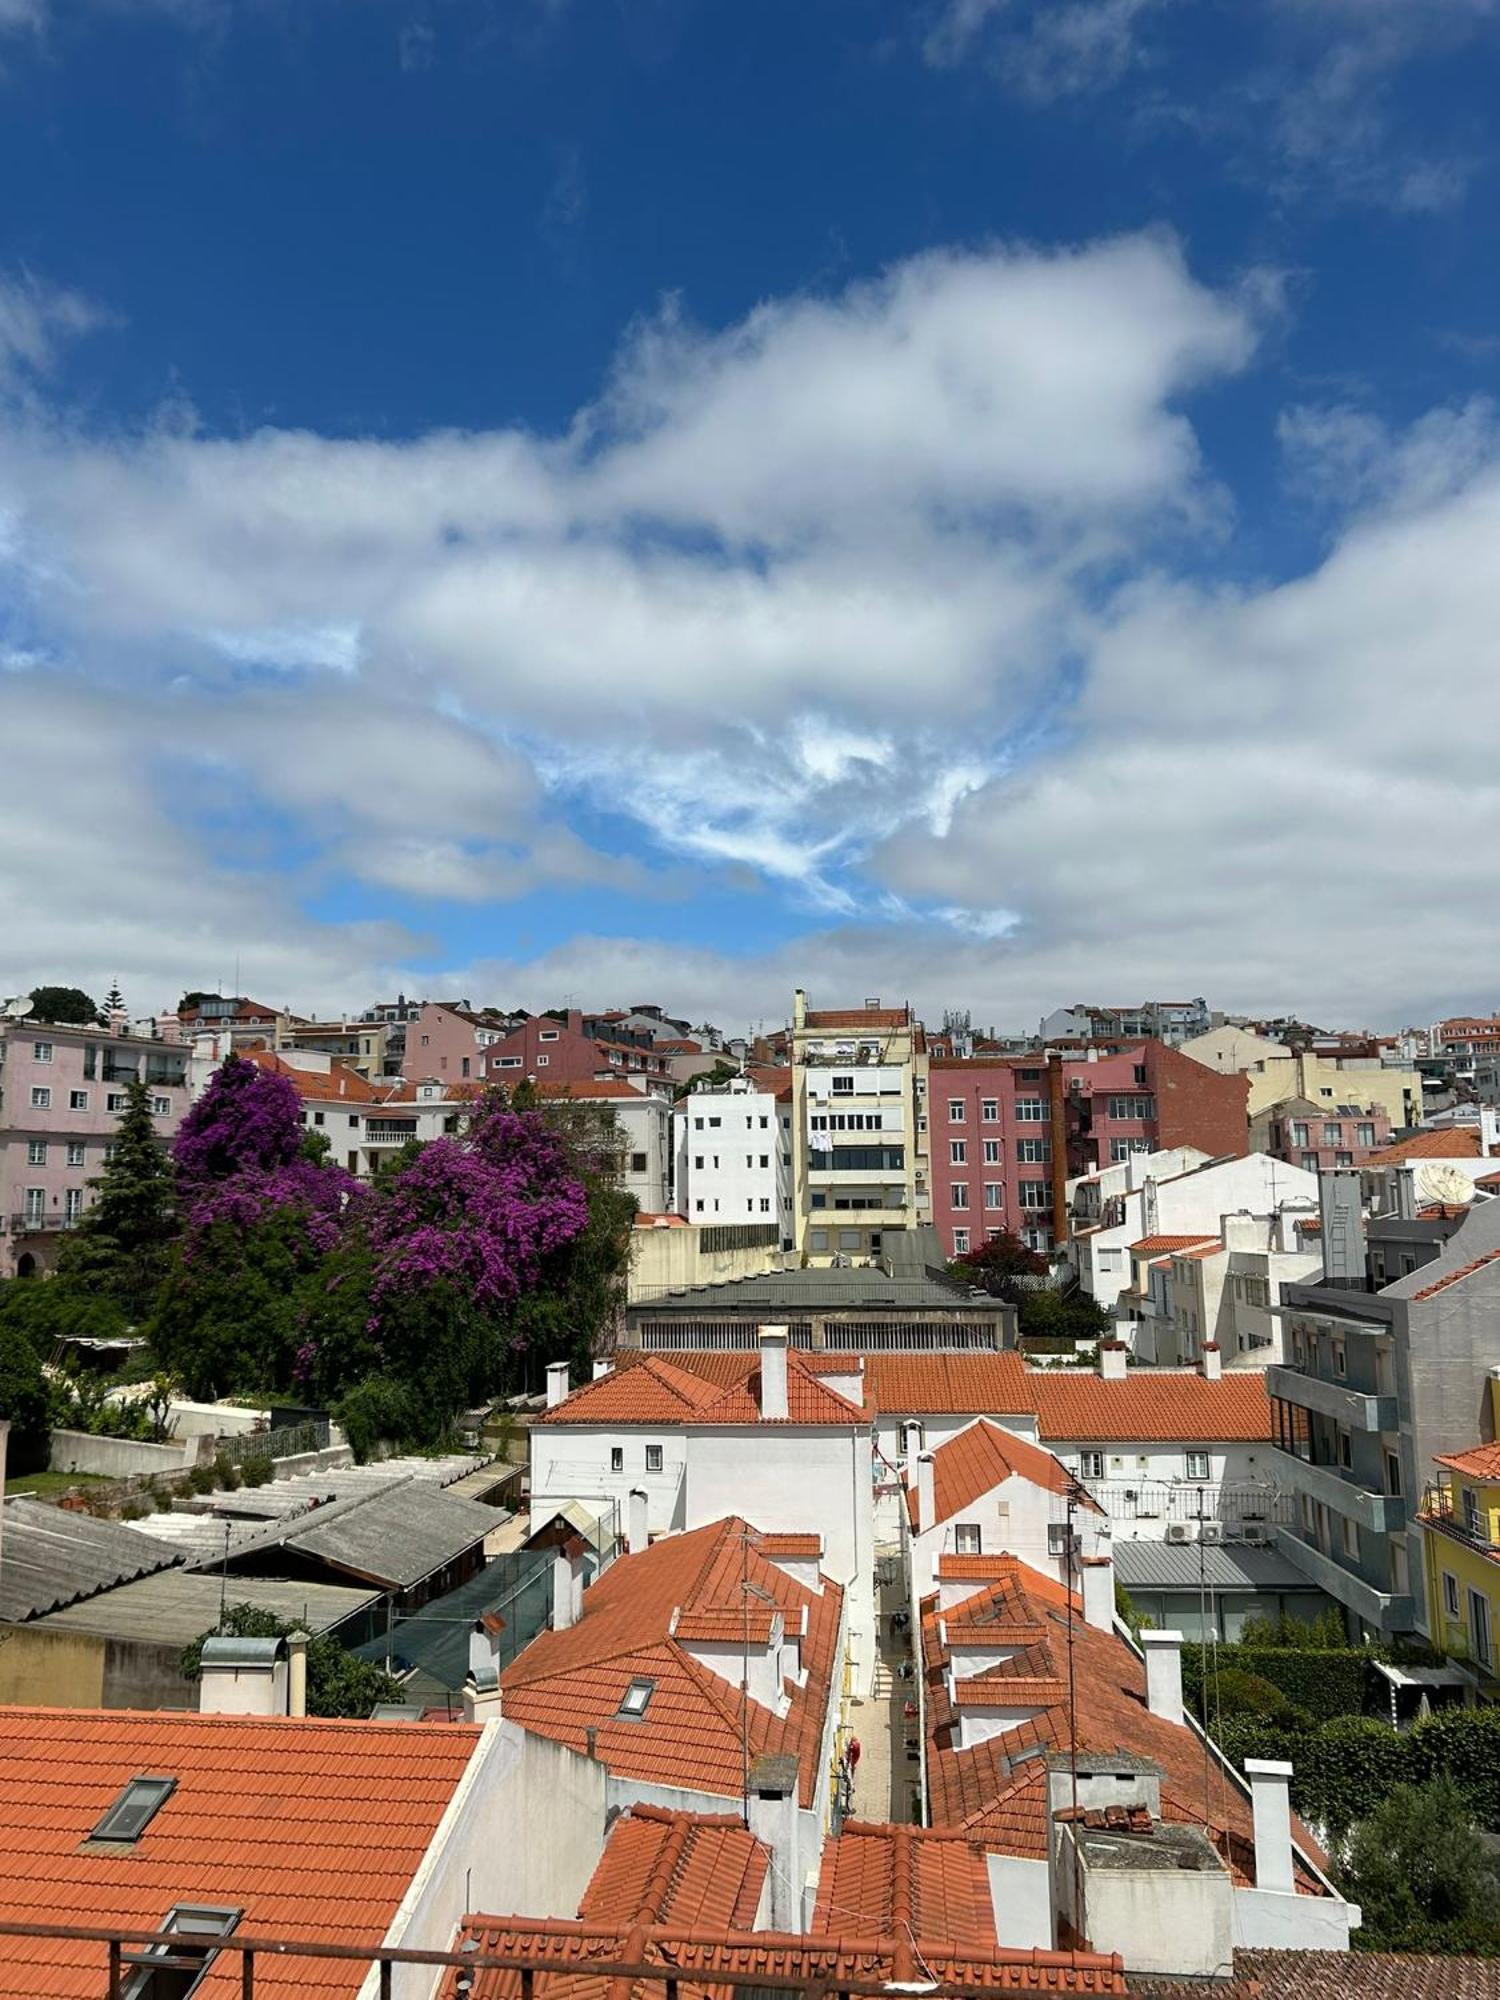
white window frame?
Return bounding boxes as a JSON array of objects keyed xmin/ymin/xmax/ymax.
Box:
[{"xmin": 1185, "ymin": 1450, "xmax": 1210, "ymax": 1480}]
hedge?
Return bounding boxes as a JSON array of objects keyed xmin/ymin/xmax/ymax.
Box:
[{"xmin": 1184, "ymin": 1643, "xmax": 1369, "ymax": 1724}]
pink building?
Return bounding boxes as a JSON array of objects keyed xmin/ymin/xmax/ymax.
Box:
[
  {"xmin": 0, "ymin": 1019, "xmax": 194, "ymax": 1278},
  {"xmin": 1254, "ymin": 1094, "xmax": 1391, "ymax": 1174},
  {"xmin": 402, "ymin": 1002, "xmax": 509, "ymax": 1085},
  {"xmin": 485, "ymin": 1011, "xmax": 672, "ymax": 1092}
]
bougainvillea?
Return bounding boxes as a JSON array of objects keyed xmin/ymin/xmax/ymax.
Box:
[
  {"xmin": 181, "ymin": 1158, "xmax": 358, "ymax": 1260},
  {"xmin": 174, "ymin": 1052, "xmax": 307, "ymax": 1188}
]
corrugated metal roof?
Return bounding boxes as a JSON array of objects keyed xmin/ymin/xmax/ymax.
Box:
[
  {"xmin": 279, "ymin": 1480, "xmax": 502, "ymax": 1590},
  {"xmin": 0, "ymin": 1499, "xmax": 181, "ymax": 1623},
  {"xmin": 32, "ymin": 1570, "xmax": 379, "ymax": 1647},
  {"xmin": 1110, "ymin": 1541, "xmax": 1323, "ymax": 1592},
  {"xmin": 632, "ymin": 1265, "xmax": 994, "ymax": 1310}
]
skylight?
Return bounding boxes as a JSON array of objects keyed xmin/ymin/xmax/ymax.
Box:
[
  {"xmin": 90, "ymin": 1775, "xmax": 177, "ymax": 1843},
  {"xmin": 617, "ymin": 1677, "xmax": 655, "ymax": 1719}
]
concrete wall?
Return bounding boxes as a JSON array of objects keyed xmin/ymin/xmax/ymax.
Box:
[
  {"xmin": 48, "ymin": 1429, "xmax": 207, "ymax": 1477},
  {"xmin": 987, "ymin": 1852, "xmax": 1052, "ymax": 1951},
  {"xmin": 628, "ymin": 1221, "xmax": 787, "ymax": 1299},
  {"xmin": 0, "ymin": 1621, "xmax": 105, "ymax": 1707},
  {"xmin": 1078, "ymin": 1861, "xmax": 1234, "ymax": 1978},
  {"xmin": 368, "ymin": 1723, "xmax": 607, "ymax": 2000},
  {"xmin": 530, "ymin": 1423, "xmax": 688, "ymax": 1535},
  {"xmin": 1232, "ymin": 1884, "xmax": 1357, "ymax": 1950}
]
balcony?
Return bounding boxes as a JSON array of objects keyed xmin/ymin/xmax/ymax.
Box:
[
  {"xmin": 1272, "ymin": 1526, "xmax": 1414, "ymax": 1632},
  {"xmin": 364, "ymin": 1122, "xmax": 419, "ymax": 1146},
  {"xmin": 1266, "ymin": 1364, "xmax": 1396, "ymax": 1433},
  {"xmin": 9, "ymin": 1212, "xmax": 77, "ymax": 1234},
  {"xmin": 1419, "ymin": 1489, "xmax": 1500, "ymax": 1564},
  {"xmin": 1274, "ymin": 1451, "xmax": 1407, "ymax": 1533}
]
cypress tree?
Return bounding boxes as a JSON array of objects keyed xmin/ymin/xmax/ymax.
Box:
[{"xmin": 58, "ymin": 1078, "xmax": 177, "ymax": 1323}]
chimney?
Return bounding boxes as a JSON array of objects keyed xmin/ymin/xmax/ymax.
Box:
[
  {"xmin": 1393, "ymin": 1167, "xmax": 1417, "ymax": 1221},
  {"xmin": 462, "ymin": 1670, "xmax": 503, "ymax": 1723},
  {"xmin": 758, "ymin": 1324, "xmax": 789, "ymax": 1421},
  {"xmin": 198, "ymin": 1636, "xmax": 289, "ymax": 1717},
  {"xmin": 1097, "ymin": 1340, "xmax": 1128, "ymax": 1380},
  {"xmin": 746, "ymin": 1753, "xmax": 801, "ymax": 1931},
  {"xmin": 546, "ymin": 1361, "xmax": 570, "ymax": 1409},
  {"xmin": 286, "ymin": 1631, "xmax": 308, "ymax": 1718},
  {"xmin": 469, "ymin": 1611, "xmax": 506, "ymax": 1684},
  {"xmin": 1199, "ymin": 1342, "xmax": 1222, "ymax": 1381},
  {"xmin": 627, "ymin": 1487, "xmax": 650, "ymax": 1556},
  {"xmin": 1318, "ymin": 1170, "xmax": 1367, "ymax": 1289},
  {"xmin": 1141, "ymin": 1630, "xmax": 1185, "ymax": 1727},
  {"xmin": 552, "ymin": 1537, "xmax": 585, "ymax": 1630},
  {"xmin": 1079, "ymin": 1554, "xmax": 1115, "ymax": 1633},
  {"xmin": 1245, "ymin": 1759, "xmax": 1296, "ymax": 1895},
  {"xmin": 592, "ymin": 1359, "xmax": 613, "ymax": 1380},
  {"xmin": 915, "ymin": 1452, "xmax": 936, "ymax": 1534}
]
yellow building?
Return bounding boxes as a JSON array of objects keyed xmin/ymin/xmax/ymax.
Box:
[
  {"xmin": 1179, "ymin": 1025, "xmax": 1422, "ymax": 1131},
  {"xmin": 1418, "ymin": 1399, "xmax": 1500, "ymax": 1686}
]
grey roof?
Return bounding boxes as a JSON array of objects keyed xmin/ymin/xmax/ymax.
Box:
[
  {"xmin": 253, "ymin": 1480, "xmax": 503, "ymax": 1591},
  {"xmin": 631, "ymin": 1264, "xmax": 1002, "ymax": 1312},
  {"xmin": 30, "ymin": 1569, "xmax": 379, "ymax": 1647},
  {"xmin": 0, "ymin": 1498, "xmax": 181, "ymax": 1623},
  {"xmin": 1111, "ymin": 1540, "xmax": 1325, "ymax": 1594}
]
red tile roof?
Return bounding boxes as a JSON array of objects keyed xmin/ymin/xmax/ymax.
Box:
[
  {"xmin": 1128, "ymin": 1235, "xmax": 1220, "ymax": 1256},
  {"xmin": 536, "ymin": 1352, "xmax": 867, "ymax": 1428},
  {"xmin": 580, "ymin": 1807, "xmax": 769, "ymax": 1934},
  {"xmin": 802, "ymin": 1007, "xmax": 911, "ymax": 1030},
  {"xmin": 1410, "ymin": 1249, "xmax": 1500, "ymax": 1300},
  {"xmin": 1435, "ymin": 1441, "xmax": 1500, "ymax": 1480},
  {"xmin": 751, "ymin": 1533, "xmax": 823, "ymax": 1558},
  {"xmin": 0, "ymin": 1705, "xmax": 480, "ymax": 1998},
  {"xmin": 811, "ymin": 1820, "xmax": 996, "ymax": 1959},
  {"xmin": 1366, "ymin": 1129, "xmax": 1484, "ymax": 1164},
  {"xmin": 240, "ymin": 1046, "xmax": 382, "ymax": 1104},
  {"xmin": 917, "ymin": 1419, "xmax": 1092, "ymax": 1526},
  {"xmin": 498, "ymin": 1519, "xmax": 841, "ymax": 1808}
]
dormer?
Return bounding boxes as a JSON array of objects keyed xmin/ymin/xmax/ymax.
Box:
[{"xmin": 672, "ymin": 1604, "xmax": 789, "ymax": 1715}]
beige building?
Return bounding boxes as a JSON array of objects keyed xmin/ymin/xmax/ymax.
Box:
[
  {"xmin": 1180, "ymin": 1024, "xmax": 1422, "ymax": 1131},
  {"xmin": 790, "ymin": 990, "xmax": 929, "ymax": 1263}
]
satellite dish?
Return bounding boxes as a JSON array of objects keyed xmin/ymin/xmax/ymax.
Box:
[
  {"xmin": 1416, "ymin": 1163, "xmax": 1474, "ymax": 1210},
  {"xmin": 1, "ymin": 995, "xmax": 34, "ymax": 1019}
]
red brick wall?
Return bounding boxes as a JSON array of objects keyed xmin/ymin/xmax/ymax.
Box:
[{"xmin": 1144, "ymin": 1041, "xmax": 1249, "ymax": 1159}]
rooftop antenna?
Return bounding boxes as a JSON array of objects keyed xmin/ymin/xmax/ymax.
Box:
[{"xmin": 218, "ymin": 1520, "xmax": 231, "ymax": 1627}]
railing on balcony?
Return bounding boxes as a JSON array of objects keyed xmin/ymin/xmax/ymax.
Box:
[
  {"xmin": 9, "ymin": 1211, "xmax": 76, "ymax": 1233},
  {"xmin": 1419, "ymin": 1484, "xmax": 1499, "ymax": 1560},
  {"xmin": 365, "ymin": 1120, "xmax": 420, "ymax": 1144}
]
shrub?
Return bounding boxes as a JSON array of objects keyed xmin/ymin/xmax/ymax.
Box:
[
  {"xmin": 239, "ymin": 1454, "xmax": 273, "ymax": 1487},
  {"xmin": 1206, "ymin": 1667, "xmax": 1311, "ymax": 1727},
  {"xmin": 1339, "ymin": 1778, "xmax": 1500, "ymax": 1954},
  {"xmin": 1408, "ymin": 1706, "xmax": 1500, "ymax": 1830},
  {"xmin": 1184, "ymin": 1641, "xmax": 1367, "ymax": 1723},
  {"xmin": 187, "ymin": 1462, "xmax": 216, "ymax": 1494},
  {"xmin": 212, "ymin": 1451, "xmax": 241, "ymax": 1492},
  {"xmin": 173, "ymin": 1475, "xmax": 196, "ymax": 1499}
]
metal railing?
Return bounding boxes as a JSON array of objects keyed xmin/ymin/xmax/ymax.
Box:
[
  {"xmin": 1419, "ymin": 1485, "xmax": 1498, "ymax": 1558},
  {"xmin": 0, "ymin": 1918, "xmax": 1111, "ymax": 2000},
  {"xmin": 8, "ymin": 1211, "xmax": 74, "ymax": 1232}
]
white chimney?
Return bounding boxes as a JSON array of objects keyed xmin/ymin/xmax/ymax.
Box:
[
  {"xmin": 916, "ymin": 1452, "xmax": 936, "ymax": 1533},
  {"xmin": 1142, "ymin": 1629, "xmax": 1185, "ymax": 1727},
  {"xmin": 1199, "ymin": 1342, "xmax": 1223, "ymax": 1381},
  {"xmin": 758, "ymin": 1324, "xmax": 789, "ymax": 1421},
  {"xmin": 198, "ymin": 1636, "xmax": 289, "ymax": 1717},
  {"xmin": 286, "ymin": 1631, "xmax": 308, "ymax": 1718},
  {"xmin": 1079, "ymin": 1554, "xmax": 1115, "ymax": 1632},
  {"xmin": 462, "ymin": 1671, "xmax": 503, "ymax": 1723},
  {"xmin": 1245, "ymin": 1758, "xmax": 1296, "ymax": 1894},
  {"xmin": 546, "ymin": 1361, "xmax": 570, "ymax": 1408},
  {"xmin": 552, "ymin": 1541, "xmax": 585, "ymax": 1630},
  {"xmin": 627, "ymin": 1487, "xmax": 650, "ymax": 1556},
  {"xmin": 592, "ymin": 1359, "xmax": 613, "ymax": 1380},
  {"xmin": 1097, "ymin": 1341, "xmax": 1128, "ymax": 1380}
]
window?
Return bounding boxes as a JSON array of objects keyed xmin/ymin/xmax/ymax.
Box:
[
  {"xmin": 954, "ymin": 1523, "xmax": 981, "ymax": 1556},
  {"xmin": 1471, "ymin": 1590, "xmax": 1493, "ymax": 1668},
  {"xmin": 645, "ymin": 1444, "xmax": 663, "ymax": 1472},
  {"xmin": 67, "ymin": 1141, "xmax": 85, "ymax": 1166},
  {"xmin": 610, "ymin": 1447, "xmax": 624, "ymax": 1472},
  {"xmin": 1015, "ymin": 1098, "xmax": 1045, "ymax": 1121},
  {"xmin": 948, "ymin": 1098, "xmax": 966, "ymax": 1121},
  {"xmin": 1337, "ymin": 1429, "xmax": 1352, "ymax": 1470},
  {"xmin": 32, "ymin": 1041, "xmax": 53, "ymax": 1063},
  {"xmin": 831, "ymin": 1075, "xmax": 854, "ymax": 1095},
  {"xmin": 123, "ymin": 1905, "xmax": 243, "ymax": 2000},
  {"xmin": 952, "ymin": 1227, "xmax": 969, "ymax": 1254},
  {"xmin": 1341, "ymin": 1517, "xmax": 1360, "ymax": 1560},
  {"xmin": 420, "ymin": 1033, "xmax": 430, "ymax": 1046},
  {"xmin": 1186, "ymin": 1450, "xmax": 1210, "ymax": 1480},
  {"xmin": 314, "ymin": 1111, "xmax": 325, "ymax": 1127},
  {"xmin": 1047, "ymin": 1523, "xmax": 1073, "ymax": 1556},
  {"xmin": 951, "ymin": 1182, "xmax": 969, "ymax": 1209},
  {"xmin": 154, "ymin": 1096, "xmax": 172, "ymax": 1117},
  {"xmin": 630, "ymin": 1152, "xmax": 648, "ymax": 1174},
  {"xmin": 984, "ymin": 1184, "xmax": 1003, "ymax": 1209},
  {"xmin": 1300, "ymin": 1152, "xmax": 1319, "ymax": 1172},
  {"xmin": 1333, "ymin": 1343, "xmax": 1347, "ymax": 1379},
  {"xmin": 69, "ymin": 1089, "xmax": 88, "ymax": 1110},
  {"xmin": 694, "ymin": 1198, "xmax": 704, "ymax": 1212},
  {"xmin": 1384, "ymin": 1450, "xmax": 1402, "ymax": 1497},
  {"xmin": 1017, "ymin": 1137, "xmax": 1050, "ymax": 1162},
  {"xmin": 1323, "ymin": 1123, "xmax": 1343, "ymax": 1144},
  {"xmin": 1079, "ymin": 1450, "xmax": 1104, "ymax": 1480},
  {"xmin": 1290, "ymin": 1122, "xmax": 1310, "ymax": 1146},
  {"xmin": 538, "ymin": 1029, "xmax": 560, "ymax": 1042},
  {"xmin": 1019, "ymin": 1180, "xmax": 1048, "ymax": 1209},
  {"xmin": 1444, "ymin": 1571, "xmax": 1461, "ymax": 1619},
  {"xmin": 617, "ymin": 1677, "xmax": 656, "ymax": 1718},
  {"xmin": 107, "ymin": 1092, "xmax": 127, "ymax": 1112},
  {"xmin": 950, "ymin": 1139, "xmax": 967, "ymax": 1164},
  {"xmin": 26, "ymin": 1139, "xmax": 46, "ymax": 1166},
  {"xmin": 759, "ymin": 1154, "xmax": 769, "ymax": 1168},
  {"xmin": 1106, "ymin": 1095, "xmax": 1154, "ymax": 1120},
  {"xmin": 1356, "ymin": 1123, "xmax": 1376, "ymax": 1148},
  {"xmin": 982, "ymin": 1138, "xmax": 1001, "ymax": 1164},
  {"xmin": 536, "ymin": 1054, "xmax": 549, "ymax": 1067},
  {"xmin": 1465, "ymin": 1487, "xmax": 1483, "ymax": 1540},
  {"xmin": 461, "ymin": 1057, "xmax": 471, "ymax": 1079},
  {"xmin": 31, "ymin": 1086, "xmax": 51, "ymax": 1109},
  {"xmin": 1018, "ymin": 1068, "xmax": 1041, "ymax": 1081},
  {"xmin": 981, "ymin": 1098, "xmax": 999, "ymax": 1121},
  {"xmin": 694, "ymin": 1155, "xmax": 704, "ymax": 1170},
  {"xmin": 65, "ymin": 1188, "xmax": 83, "ymax": 1222},
  {"xmin": 1334, "ymin": 1151, "xmax": 1353, "ymax": 1167},
  {"xmin": 92, "ymin": 1776, "xmax": 177, "ymax": 1843}
]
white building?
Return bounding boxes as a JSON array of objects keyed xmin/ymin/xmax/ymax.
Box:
[
  {"xmin": 673, "ymin": 1075, "xmax": 792, "ymax": 1245},
  {"xmin": 543, "ymin": 1079, "xmax": 673, "ymax": 1213},
  {"xmin": 528, "ymin": 1330, "xmax": 878, "ymax": 1689},
  {"xmin": 1125, "ymin": 1209, "xmax": 1324, "ymax": 1369}
]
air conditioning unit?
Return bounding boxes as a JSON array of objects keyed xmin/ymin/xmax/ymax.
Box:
[
  {"xmin": 1166, "ymin": 1522, "xmax": 1196, "ymax": 1544},
  {"xmin": 1199, "ymin": 1522, "xmax": 1225, "ymax": 1544},
  {"xmin": 1242, "ymin": 1522, "xmax": 1271, "ymax": 1545}
]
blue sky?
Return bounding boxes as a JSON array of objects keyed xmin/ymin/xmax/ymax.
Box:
[{"xmin": 3, "ymin": 0, "xmax": 1500, "ymax": 1031}]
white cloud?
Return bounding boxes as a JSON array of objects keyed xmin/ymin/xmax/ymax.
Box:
[{"xmin": 923, "ymin": 0, "xmax": 1169, "ymax": 98}]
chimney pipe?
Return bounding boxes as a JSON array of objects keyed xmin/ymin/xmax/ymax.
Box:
[
  {"xmin": 286, "ymin": 1631, "xmax": 308, "ymax": 1718},
  {"xmin": 916, "ymin": 1452, "xmax": 936, "ymax": 1533},
  {"xmin": 627, "ymin": 1487, "xmax": 650, "ymax": 1556},
  {"xmin": 1245, "ymin": 1759, "xmax": 1296, "ymax": 1895},
  {"xmin": 592, "ymin": 1359, "xmax": 613, "ymax": 1381},
  {"xmin": 758, "ymin": 1324, "xmax": 789, "ymax": 1421},
  {"xmin": 1079, "ymin": 1554, "xmax": 1115, "ymax": 1632},
  {"xmin": 1199, "ymin": 1342, "xmax": 1222, "ymax": 1381},
  {"xmin": 552, "ymin": 1546, "xmax": 582, "ymax": 1630},
  {"xmin": 462, "ymin": 1672, "xmax": 503, "ymax": 1723},
  {"xmin": 1097, "ymin": 1340, "xmax": 1128, "ymax": 1380},
  {"xmin": 1141, "ymin": 1629, "xmax": 1185, "ymax": 1727},
  {"xmin": 546, "ymin": 1361, "xmax": 570, "ymax": 1409}
]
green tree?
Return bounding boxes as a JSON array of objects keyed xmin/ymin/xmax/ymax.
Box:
[
  {"xmin": 151, "ymin": 1201, "xmax": 329, "ymax": 1399},
  {"xmin": 56, "ymin": 1079, "xmax": 177, "ymax": 1322},
  {"xmin": 27, "ymin": 985, "xmax": 100, "ymax": 1025},
  {"xmin": 102, "ymin": 982, "xmax": 125, "ymax": 1018},
  {"xmin": 949, "ymin": 1229, "xmax": 1047, "ymax": 1299},
  {"xmin": 1340, "ymin": 1778, "xmax": 1500, "ymax": 1954},
  {"xmin": 1014, "ymin": 1285, "xmax": 1111, "ymax": 1346},
  {"xmin": 0, "ymin": 1319, "xmax": 52, "ymax": 1473},
  {"xmin": 180, "ymin": 1601, "xmax": 402, "ymax": 1718}
]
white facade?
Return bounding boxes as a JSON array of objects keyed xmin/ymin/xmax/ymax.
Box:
[
  {"xmin": 1129, "ymin": 1211, "xmax": 1323, "ymax": 1369},
  {"xmin": 674, "ymin": 1078, "xmax": 791, "ymax": 1243},
  {"xmin": 1074, "ymin": 1153, "xmax": 1319, "ymax": 1318},
  {"xmin": 906, "ymin": 1427, "xmax": 1109, "ymax": 1599},
  {"xmin": 602, "ymin": 1088, "xmax": 672, "ymax": 1213}
]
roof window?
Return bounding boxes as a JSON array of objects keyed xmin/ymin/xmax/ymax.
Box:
[
  {"xmin": 124, "ymin": 1905, "xmax": 242, "ymax": 2000},
  {"xmin": 616, "ymin": 1677, "xmax": 656, "ymax": 1719},
  {"xmin": 90, "ymin": 1775, "xmax": 176, "ymax": 1843}
]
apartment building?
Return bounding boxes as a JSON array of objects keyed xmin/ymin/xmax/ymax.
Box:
[
  {"xmin": 928, "ymin": 1043, "xmax": 1247, "ymax": 1259},
  {"xmin": 0, "ymin": 1016, "xmax": 196, "ymax": 1277},
  {"xmin": 789, "ymin": 991, "xmax": 928, "ymax": 1264},
  {"xmin": 1180, "ymin": 1025, "xmax": 1424, "ymax": 1132},
  {"xmin": 487, "ymin": 1009, "xmax": 673, "ymax": 1092},
  {"xmin": 1127, "ymin": 1211, "xmax": 1323, "ymax": 1369},
  {"xmin": 402, "ymin": 1000, "xmax": 512, "ymax": 1084},
  {"xmin": 1252, "ymin": 1095, "xmax": 1392, "ymax": 1174},
  {"xmin": 538, "ymin": 1078, "xmax": 672, "ymax": 1213},
  {"xmin": 1416, "ymin": 1374, "xmax": 1500, "ymax": 1688},
  {"xmin": 673, "ymin": 1074, "xmax": 792, "ymax": 1244},
  {"xmin": 1269, "ymin": 1184, "xmax": 1500, "ymax": 1638},
  {"xmin": 1038, "ymin": 997, "xmax": 1213, "ymax": 1046}
]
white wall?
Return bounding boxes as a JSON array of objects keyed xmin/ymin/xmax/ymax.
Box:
[
  {"xmin": 986, "ymin": 1853, "xmax": 1052, "ymax": 1951},
  {"xmin": 909, "ymin": 1464, "xmax": 1095, "ymax": 1599},
  {"xmin": 608, "ymin": 1092, "xmax": 672, "ymax": 1213},
  {"xmin": 366, "ymin": 1723, "xmax": 607, "ymax": 2000},
  {"xmin": 529, "ymin": 1425, "xmax": 688, "ymax": 1535},
  {"xmin": 1232, "ymin": 1884, "xmax": 1358, "ymax": 1950},
  {"xmin": 1053, "ymin": 1440, "xmax": 1274, "ymax": 1542},
  {"xmin": 674, "ymin": 1084, "xmax": 786, "ymax": 1236}
]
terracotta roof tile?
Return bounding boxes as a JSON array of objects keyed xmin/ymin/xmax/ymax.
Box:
[
  {"xmin": 1128, "ymin": 1235, "xmax": 1220, "ymax": 1255},
  {"xmin": 241, "ymin": 1046, "xmax": 383, "ymax": 1104},
  {"xmin": 499, "ymin": 1520, "xmax": 840, "ymax": 1809},
  {"xmin": 0, "ymin": 1705, "xmax": 479, "ymax": 1998},
  {"xmin": 1435, "ymin": 1441, "xmax": 1500, "ymax": 1480},
  {"xmin": 536, "ymin": 1353, "xmax": 866, "ymax": 1429},
  {"xmin": 1366, "ymin": 1129, "xmax": 1483, "ymax": 1164},
  {"xmin": 580, "ymin": 1807, "xmax": 768, "ymax": 1934},
  {"xmin": 802, "ymin": 1008, "xmax": 911, "ymax": 1030},
  {"xmin": 1411, "ymin": 1249, "xmax": 1500, "ymax": 1301},
  {"xmin": 916, "ymin": 1420, "xmax": 1092, "ymax": 1526},
  {"xmin": 811, "ymin": 1820, "xmax": 996, "ymax": 1959}
]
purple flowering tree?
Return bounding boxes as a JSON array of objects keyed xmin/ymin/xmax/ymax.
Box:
[{"xmin": 174, "ymin": 1052, "xmax": 306, "ymax": 1189}]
